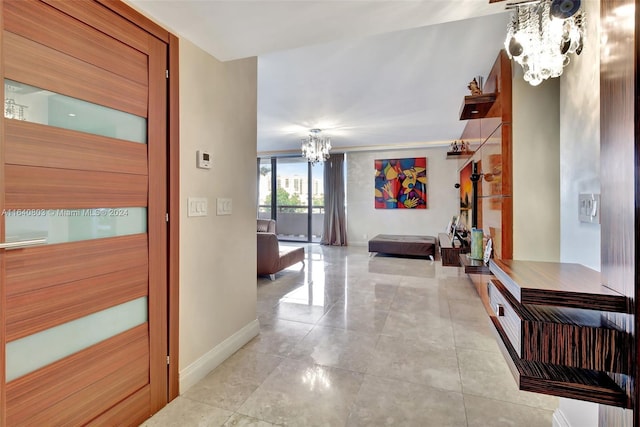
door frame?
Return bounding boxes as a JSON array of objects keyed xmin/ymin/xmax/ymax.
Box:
[
  {"xmin": 0, "ymin": 2, "xmax": 180, "ymax": 424},
  {"xmin": 97, "ymin": 0, "xmax": 180, "ymax": 406}
]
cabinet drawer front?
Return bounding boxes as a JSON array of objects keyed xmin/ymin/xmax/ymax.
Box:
[{"xmin": 488, "ymin": 280, "xmax": 522, "ymax": 355}]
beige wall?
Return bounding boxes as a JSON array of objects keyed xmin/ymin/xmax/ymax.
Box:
[
  {"xmin": 346, "ymin": 147, "xmax": 459, "ymax": 246},
  {"xmin": 555, "ymin": 0, "xmax": 602, "ymax": 425},
  {"xmin": 512, "ymin": 72, "xmax": 561, "ymax": 262},
  {"xmin": 178, "ymin": 39, "xmax": 258, "ymax": 391},
  {"xmin": 559, "ymin": 0, "xmax": 601, "ymax": 272}
]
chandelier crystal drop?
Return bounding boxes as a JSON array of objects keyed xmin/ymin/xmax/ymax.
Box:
[
  {"xmin": 505, "ymin": 0, "xmax": 585, "ymax": 86},
  {"xmin": 301, "ymin": 128, "xmax": 331, "ymax": 165}
]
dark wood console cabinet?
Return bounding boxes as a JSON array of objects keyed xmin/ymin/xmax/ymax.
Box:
[
  {"xmin": 437, "ymin": 233, "xmax": 469, "ymax": 267},
  {"xmin": 487, "ymin": 259, "xmax": 631, "ymax": 408}
]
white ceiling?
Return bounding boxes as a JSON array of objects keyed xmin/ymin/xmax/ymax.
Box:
[{"xmin": 128, "ymin": 1, "xmax": 512, "ymax": 154}]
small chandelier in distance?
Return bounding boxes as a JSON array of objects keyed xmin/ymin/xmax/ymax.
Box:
[
  {"xmin": 301, "ymin": 128, "xmax": 331, "ymax": 165},
  {"xmin": 505, "ymin": 0, "xmax": 585, "ymax": 86}
]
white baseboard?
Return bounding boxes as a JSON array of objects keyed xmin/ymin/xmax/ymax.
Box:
[
  {"xmin": 179, "ymin": 319, "xmax": 260, "ymax": 393},
  {"xmin": 552, "ymin": 408, "xmax": 571, "ymax": 427}
]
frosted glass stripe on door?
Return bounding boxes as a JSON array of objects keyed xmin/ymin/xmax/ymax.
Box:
[
  {"xmin": 6, "ymin": 297, "xmax": 148, "ymax": 382},
  {"xmin": 5, "ymin": 207, "xmax": 147, "ymax": 244},
  {"xmin": 4, "ymin": 79, "xmax": 146, "ymax": 143}
]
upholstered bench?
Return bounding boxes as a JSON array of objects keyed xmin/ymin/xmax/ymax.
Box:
[{"xmin": 368, "ymin": 234, "xmax": 436, "ymax": 259}]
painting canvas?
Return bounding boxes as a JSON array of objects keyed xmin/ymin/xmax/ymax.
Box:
[
  {"xmin": 459, "ymin": 162, "xmax": 473, "ymax": 230},
  {"xmin": 374, "ymin": 157, "xmax": 427, "ymax": 209}
]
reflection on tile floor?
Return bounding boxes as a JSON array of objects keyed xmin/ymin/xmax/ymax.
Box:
[{"xmin": 141, "ymin": 244, "xmax": 557, "ymax": 426}]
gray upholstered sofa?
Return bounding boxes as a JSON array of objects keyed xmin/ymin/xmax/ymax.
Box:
[{"xmin": 257, "ymin": 219, "xmax": 305, "ymax": 280}]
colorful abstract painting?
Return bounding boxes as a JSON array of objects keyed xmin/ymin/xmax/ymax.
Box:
[
  {"xmin": 459, "ymin": 161, "xmax": 473, "ymax": 230},
  {"xmin": 374, "ymin": 158, "xmax": 427, "ymax": 209}
]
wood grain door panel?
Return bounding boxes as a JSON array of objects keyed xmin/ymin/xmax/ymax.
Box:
[
  {"xmin": 86, "ymin": 386, "xmax": 151, "ymax": 427},
  {"xmin": 1, "ymin": 1, "xmax": 170, "ymax": 424},
  {"xmin": 6, "ymin": 234, "xmax": 148, "ymax": 296},
  {"xmin": 7, "ymin": 265, "xmax": 148, "ymax": 341},
  {"xmin": 4, "ymin": 30, "xmax": 147, "ymax": 117},
  {"xmin": 41, "ymin": 0, "xmax": 154, "ymax": 52},
  {"xmin": 5, "ymin": 120, "xmax": 148, "ymax": 175},
  {"xmin": 4, "ymin": 0, "xmax": 148, "ymax": 85},
  {"xmin": 6, "ymin": 324, "xmax": 149, "ymax": 426},
  {"xmin": 5, "ymin": 165, "xmax": 148, "ymax": 209}
]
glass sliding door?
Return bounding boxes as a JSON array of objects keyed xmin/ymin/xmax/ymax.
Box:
[
  {"xmin": 257, "ymin": 158, "xmax": 272, "ymax": 220},
  {"xmin": 275, "ymin": 157, "xmax": 309, "ymax": 241},
  {"xmin": 311, "ymin": 162, "xmax": 324, "ymax": 242},
  {"xmin": 258, "ymin": 156, "xmax": 326, "ymax": 242}
]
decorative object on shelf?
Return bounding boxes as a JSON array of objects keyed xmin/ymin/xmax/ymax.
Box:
[
  {"xmin": 374, "ymin": 157, "xmax": 427, "ymax": 209},
  {"xmin": 447, "ymin": 214, "xmax": 461, "ymax": 238},
  {"xmin": 466, "ymin": 162, "xmax": 503, "ymax": 185},
  {"xmin": 468, "ymin": 77, "xmax": 483, "ymax": 95},
  {"xmin": 453, "ymin": 226, "xmax": 469, "ymax": 248},
  {"xmin": 301, "ymin": 128, "xmax": 331, "ymax": 165},
  {"xmin": 504, "ymin": 0, "xmax": 585, "ymax": 86},
  {"xmin": 446, "ymin": 216, "xmax": 455, "ymax": 236},
  {"xmin": 446, "ymin": 140, "xmax": 471, "ymax": 156},
  {"xmin": 470, "ymin": 228, "xmax": 484, "ymax": 260},
  {"xmin": 449, "ymin": 215, "xmax": 466, "ymax": 244},
  {"xmin": 483, "ymin": 238, "xmax": 493, "ymax": 264}
]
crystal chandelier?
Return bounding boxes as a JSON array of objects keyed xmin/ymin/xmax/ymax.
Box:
[
  {"xmin": 505, "ymin": 0, "xmax": 585, "ymax": 86},
  {"xmin": 301, "ymin": 128, "xmax": 331, "ymax": 165}
]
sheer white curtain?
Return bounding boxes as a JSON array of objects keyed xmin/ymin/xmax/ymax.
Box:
[{"xmin": 320, "ymin": 153, "xmax": 347, "ymax": 245}]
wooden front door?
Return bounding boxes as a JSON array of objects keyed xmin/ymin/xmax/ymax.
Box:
[{"xmin": 0, "ymin": 0, "xmax": 169, "ymax": 424}]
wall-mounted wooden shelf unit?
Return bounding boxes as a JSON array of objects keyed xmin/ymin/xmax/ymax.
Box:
[
  {"xmin": 459, "ymin": 93, "xmax": 497, "ymax": 120},
  {"xmin": 459, "ymin": 253, "xmax": 491, "ymax": 274},
  {"xmin": 446, "ymin": 150, "xmax": 474, "ymax": 160},
  {"xmin": 488, "ymin": 259, "xmax": 632, "ymax": 408},
  {"xmin": 490, "ymin": 315, "xmax": 630, "ymax": 408},
  {"xmin": 456, "ymin": 50, "xmax": 512, "ymax": 260},
  {"xmin": 491, "ymin": 259, "xmax": 630, "ymax": 313}
]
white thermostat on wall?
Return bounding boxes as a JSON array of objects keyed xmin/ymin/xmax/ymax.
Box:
[{"xmin": 196, "ymin": 150, "xmax": 211, "ymax": 169}]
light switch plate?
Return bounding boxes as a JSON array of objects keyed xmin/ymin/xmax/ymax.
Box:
[
  {"xmin": 579, "ymin": 193, "xmax": 600, "ymax": 224},
  {"xmin": 187, "ymin": 197, "xmax": 208, "ymax": 217},
  {"xmin": 217, "ymin": 198, "xmax": 232, "ymax": 215}
]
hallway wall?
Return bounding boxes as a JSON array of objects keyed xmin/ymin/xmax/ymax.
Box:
[
  {"xmin": 555, "ymin": 0, "xmax": 601, "ymax": 424},
  {"xmin": 179, "ymin": 39, "xmax": 259, "ymax": 391}
]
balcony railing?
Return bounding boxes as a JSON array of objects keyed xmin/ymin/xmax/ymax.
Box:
[{"xmin": 258, "ymin": 205, "xmax": 324, "ymax": 241}]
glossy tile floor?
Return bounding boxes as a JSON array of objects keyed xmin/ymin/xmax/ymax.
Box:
[{"xmin": 143, "ymin": 244, "xmax": 558, "ymax": 426}]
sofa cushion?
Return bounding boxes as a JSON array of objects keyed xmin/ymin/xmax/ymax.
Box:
[
  {"xmin": 257, "ymin": 219, "xmax": 276, "ymax": 233},
  {"xmin": 278, "ymin": 246, "xmax": 305, "ymax": 271},
  {"xmin": 257, "ymin": 232, "xmax": 304, "ymax": 278}
]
